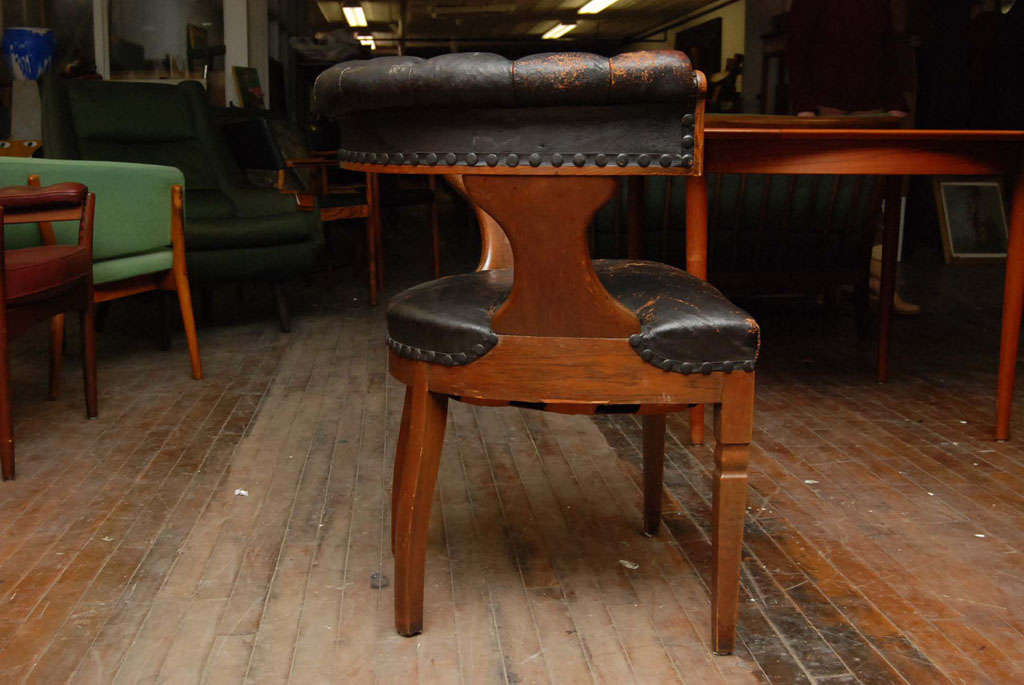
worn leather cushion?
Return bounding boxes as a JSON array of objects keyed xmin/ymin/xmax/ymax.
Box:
[
  {"xmin": 0, "ymin": 182, "xmax": 87, "ymax": 210},
  {"xmin": 387, "ymin": 260, "xmax": 759, "ymax": 374},
  {"xmin": 314, "ymin": 50, "xmax": 695, "ymax": 114},
  {"xmin": 4, "ymin": 245, "xmax": 91, "ymax": 301}
]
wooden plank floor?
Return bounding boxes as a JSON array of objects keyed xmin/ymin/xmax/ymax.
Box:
[{"xmin": 0, "ymin": 259, "xmax": 1022, "ymax": 683}]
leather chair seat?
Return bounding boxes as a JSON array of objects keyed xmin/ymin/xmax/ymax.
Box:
[
  {"xmin": 4, "ymin": 245, "xmax": 91, "ymax": 302},
  {"xmin": 387, "ymin": 260, "xmax": 760, "ymax": 374}
]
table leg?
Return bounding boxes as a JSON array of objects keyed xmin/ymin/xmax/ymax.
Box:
[
  {"xmin": 686, "ymin": 175, "xmax": 709, "ymax": 445},
  {"xmin": 996, "ymin": 171, "xmax": 1024, "ymax": 440},
  {"xmin": 876, "ymin": 176, "xmax": 901, "ymax": 383}
]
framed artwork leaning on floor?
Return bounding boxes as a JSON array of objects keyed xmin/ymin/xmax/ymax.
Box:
[{"xmin": 934, "ymin": 177, "xmax": 1009, "ymax": 263}]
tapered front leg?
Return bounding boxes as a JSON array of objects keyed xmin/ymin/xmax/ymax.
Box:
[
  {"xmin": 80, "ymin": 304, "xmax": 98, "ymax": 419},
  {"xmin": 642, "ymin": 414, "xmax": 666, "ymax": 536},
  {"xmin": 391, "ymin": 387, "xmax": 414, "ymax": 554},
  {"xmin": 392, "ymin": 364, "xmax": 448, "ymax": 637},
  {"xmin": 710, "ymin": 371, "xmax": 754, "ymax": 655}
]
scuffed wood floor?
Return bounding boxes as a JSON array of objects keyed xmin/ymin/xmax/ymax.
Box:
[{"xmin": 0, "ymin": 263, "xmax": 1022, "ymax": 683}]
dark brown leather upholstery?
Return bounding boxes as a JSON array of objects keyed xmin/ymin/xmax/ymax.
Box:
[
  {"xmin": 315, "ymin": 51, "xmax": 695, "ymax": 113},
  {"xmin": 312, "ymin": 51, "xmax": 701, "ymax": 171},
  {"xmin": 4, "ymin": 245, "xmax": 91, "ymax": 302},
  {"xmin": 387, "ymin": 260, "xmax": 760, "ymax": 374},
  {"xmin": 0, "ymin": 182, "xmax": 87, "ymax": 210}
]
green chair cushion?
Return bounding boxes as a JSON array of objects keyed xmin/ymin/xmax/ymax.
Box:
[
  {"xmin": 77, "ymin": 139, "xmax": 221, "ymax": 190},
  {"xmin": 66, "ymin": 80, "xmax": 196, "ymax": 142},
  {"xmin": 93, "ymin": 248, "xmax": 173, "ymax": 284},
  {"xmin": 185, "ymin": 211, "xmax": 315, "ymax": 250},
  {"xmin": 0, "ymin": 157, "xmax": 178, "ymax": 262},
  {"xmin": 186, "ymin": 189, "xmax": 236, "ymax": 220},
  {"xmin": 186, "ymin": 241, "xmax": 316, "ymax": 283}
]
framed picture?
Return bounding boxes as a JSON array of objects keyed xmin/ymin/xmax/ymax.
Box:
[
  {"xmin": 934, "ymin": 177, "xmax": 1009, "ymax": 263},
  {"xmin": 233, "ymin": 66, "xmax": 264, "ymax": 110}
]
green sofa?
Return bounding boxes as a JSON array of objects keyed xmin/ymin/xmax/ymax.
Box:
[
  {"xmin": 0, "ymin": 156, "xmax": 202, "ymax": 379},
  {"xmin": 40, "ymin": 77, "xmax": 321, "ymax": 331}
]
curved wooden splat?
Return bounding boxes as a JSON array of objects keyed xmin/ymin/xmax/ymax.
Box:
[
  {"xmin": 462, "ymin": 174, "xmax": 640, "ymax": 338},
  {"xmin": 444, "ymin": 175, "xmax": 513, "ymax": 271}
]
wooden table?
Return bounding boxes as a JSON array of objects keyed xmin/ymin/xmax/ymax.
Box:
[{"xmin": 686, "ymin": 128, "xmax": 1024, "ymax": 439}]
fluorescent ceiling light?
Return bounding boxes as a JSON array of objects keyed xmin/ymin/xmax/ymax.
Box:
[
  {"xmin": 542, "ymin": 23, "xmax": 576, "ymax": 39},
  {"xmin": 578, "ymin": 0, "xmax": 622, "ymax": 14},
  {"xmin": 356, "ymin": 34, "xmax": 376, "ymax": 49},
  {"xmin": 343, "ymin": 4, "xmax": 368, "ymax": 27},
  {"xmin": 317, "ymin": 1, "xmax": 344, "ymax": 23}
]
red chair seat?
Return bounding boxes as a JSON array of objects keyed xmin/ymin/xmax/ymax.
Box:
[{"xmin": 4, "ymin": 245, "xmax": 91, "ymax": 302}]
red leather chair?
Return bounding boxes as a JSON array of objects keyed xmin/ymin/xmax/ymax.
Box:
[{"xmin": 0, "ymin": 182, "xmax": 97, "ymax": 480}]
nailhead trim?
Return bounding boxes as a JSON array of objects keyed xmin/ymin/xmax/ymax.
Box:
[
  {"xmin": 386, "ymin": 333, "xmax": 498, "ymax": 366},
  {"xmin": 339, "ymin": 150, "xmax": 696, "ymax": 169},
  {"xmin": 628, "ymin": 333, "xmax": 756, "ymax": 375}
]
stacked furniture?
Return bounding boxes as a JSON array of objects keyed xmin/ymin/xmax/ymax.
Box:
[
  {"xmin": 40, "ymin": 77, "xmax": 321, "ymax": 331},
  {"xmin": 314, "ymin": 50, "xmax": 761, "ymax": 654}
]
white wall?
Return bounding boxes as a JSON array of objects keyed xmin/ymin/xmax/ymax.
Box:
[{"xmin": 247, "ymin": 0, "xmax": 269, "ymax": 107}]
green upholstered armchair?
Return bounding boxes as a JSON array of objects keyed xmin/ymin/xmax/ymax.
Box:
[
  {"xmin": 40, "ymin": 77, "xmax": 321, "ymax": 331},
  {"xmin": 0, "ymin": 157, "xmax": 202, "ymax": 379}
]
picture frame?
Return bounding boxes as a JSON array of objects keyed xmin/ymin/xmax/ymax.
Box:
[
  {"xmin": 233, "ymin": 66, "xmax": 264, "ymax": 110},
  {"xmin": 933, "ymin": 177, "xmax": 1009, "ymax": 263}
]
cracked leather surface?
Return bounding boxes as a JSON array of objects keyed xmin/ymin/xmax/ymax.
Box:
[
  {"xmin": 313, "ymin": 51, "xmax": 696, "ymax": 115},
  {"xmin": 387, "ymin": 260, "xmax": 760, "ymax": 374}
]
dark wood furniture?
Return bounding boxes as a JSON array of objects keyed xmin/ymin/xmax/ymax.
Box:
[
  {"xmin": 315, "ymin": 50, "xmax": 761, "ymax": 654},
  {"xmin": 0, "ymin": 182, "xmax": 98, "ymax": 480},
  {"xmin": 688, "ymin": 127, "xmax": 1024, "ymax": 440}
]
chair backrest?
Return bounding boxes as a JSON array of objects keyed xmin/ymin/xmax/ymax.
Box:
[
  {"xmin": 0, "ymin": 157, "xmax": 179, "ymax": 261},
  {"xmin": 314, "ymin": 51, "xmax": 705, "ymax": 339},
  {"xmin": 41, "ymin": 77, "xmax": 248, "ymax": 220}
]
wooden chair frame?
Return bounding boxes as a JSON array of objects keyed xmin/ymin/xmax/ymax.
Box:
[
  {"xmin": 30, "ymin": 177, "xmax": 202, "ymax": 383},
  {"xmin": 278, "ymin": 157, "xmax": 441, "ymax": 304},
  {"xmin": 0, "ymin": 187, "xmax": 98, "ymax": 480},
  {"xmin": 374, "ymin": 169, "xmax": 755, "ymax": 655}
]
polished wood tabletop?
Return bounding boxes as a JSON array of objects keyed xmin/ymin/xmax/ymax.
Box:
[{"xmin": 687, "ymin": 127, "xmax": 1024, "ymax": 439}]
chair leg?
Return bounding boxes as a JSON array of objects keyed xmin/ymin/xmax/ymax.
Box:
[
  {"xmin": 170, "ymin": 269, "xmax": 203, "ymax": 380},
  {"xmin": 642, "ymin": 414, "xmax": 666, "ymax": 536},
  {"xmin": 48, "ymin": 315, "xmax": 64, "ymax": 400},
  {"xmin": 393, "ymin": 369, "xmax": 448, "ymax": 637},
  {"xmin": 273, "ymin": 283, "xmax": 291, "ymax": 333},
  {"xmin": 711, "ymin": 371, "xmax": 755, "ymax": 655},
  {"xmin": 391, "ymin": 387, "xmax": 414, "ymax": 554},
  {"xmin": 80, "ymin": 304, "xmax": 98, "ymax": 419},
  {"xmin": 690, "ymin": 404, "xmax": 705, "ymax": 445},
  {"xmin": 0, "ymin": 328, "xmax": 12, "ymax": 481}
]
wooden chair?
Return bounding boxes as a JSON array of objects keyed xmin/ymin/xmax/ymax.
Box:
[
  {"xmin": 279, "ymin": 157, "xmax": 443, "ymax": 304},
  {"xmin": 0, "ymin": 182, "xmax": 97, "ymax": 480},
  {"xmin": 0, "ymin": 158, "xmax": 203, "ymax": 382},
  {"xmin": 315, "ymin": 50, "xmax": 762, "ymax": 654}
]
